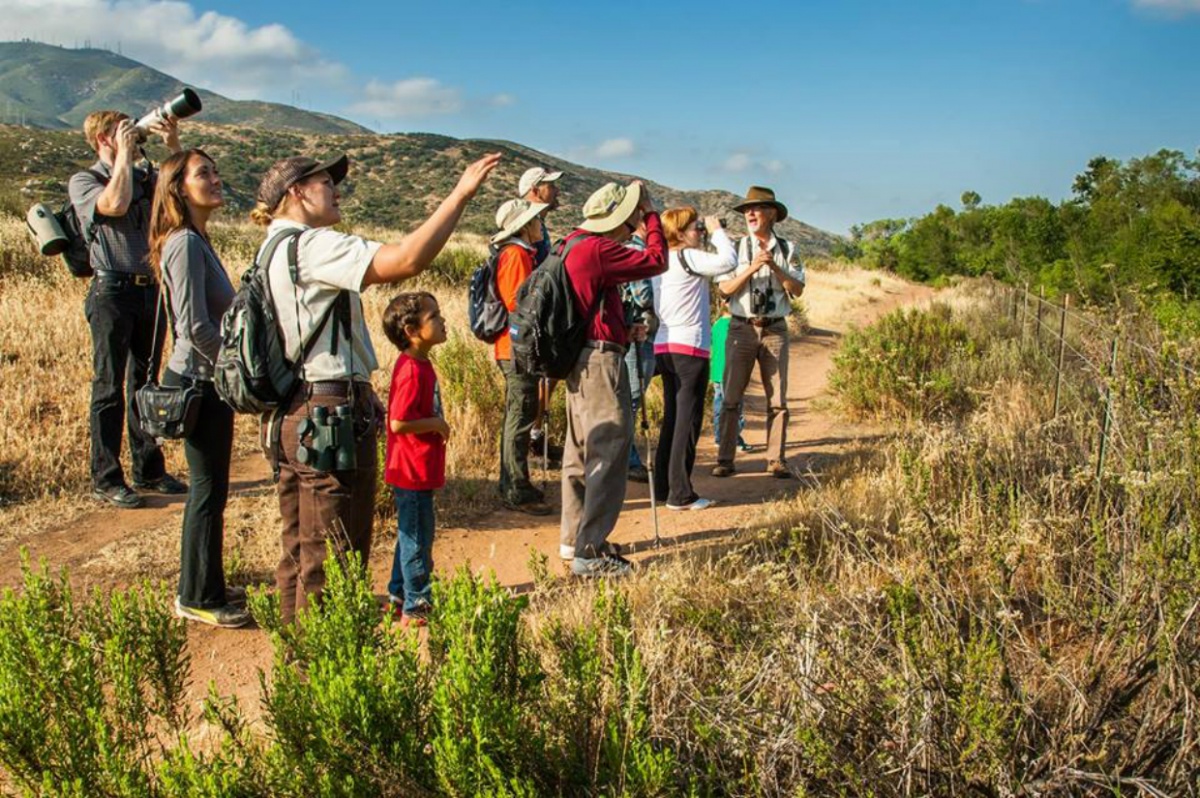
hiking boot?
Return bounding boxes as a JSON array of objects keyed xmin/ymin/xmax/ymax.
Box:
[
  {"xmin": 174, "ymin": 597, "xmax": 251, "ymax": 628},
  {"xmin": 711, "ymin": 463, "xmax": 735, "ymax": 478},
  {"xmin": 627, "ymin": 464, "xmax": 649, "ymax": 483},
  {"xmin": 92, "ymin": 484, "xmax": 145, "ymax": 509},
  {"xmin": 768, "ymin": 461, "xmax": 794, "ymax": 479},
  {"xmin": 571, "ymin": 543, "xmax": 633, "ymax": 579},
  {"xmin": 666, "ymin": 497, "xmax": 715, "ymax": 512},
  {"xmin": 133, "ymin": 473, "xmax": 188, "ymax": 495},
  {"xmin": 503, "ymin": 497, "xmax": 553, "ymax": 516}
]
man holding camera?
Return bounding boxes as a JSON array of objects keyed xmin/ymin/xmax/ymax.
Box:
[
  {"xmin": 70, "ymin": 111, "xmax": 187, "ymax": 508},
  {"xmin": 712, "ymin": 186, "xmax": 805, "ymax": 480}
]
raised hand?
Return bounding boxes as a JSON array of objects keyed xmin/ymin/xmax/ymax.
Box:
[{"xmin": 453, "ymin": 153, "xmax": 502, "ymax": 201}]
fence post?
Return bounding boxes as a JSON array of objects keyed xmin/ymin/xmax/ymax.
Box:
[
  {"xmin": 1021, "ymin": 283, "xmax": 1029, "ymax": 349},
  {"xmin": 1036, "ymin": 285, "xmax": 1046, "ymax": 351},
  {"xmin": 1052, "ymin": 295, "xmax": 1069, "ymax": 419},
  {"xmin": 1095, "ymin": 335, "xmax": 1119, "ymax": 483}
]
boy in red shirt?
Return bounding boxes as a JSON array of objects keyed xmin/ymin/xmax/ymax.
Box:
[{"xmin": 382, "ymin": 291, "xmax": 448, "ymax": 626}]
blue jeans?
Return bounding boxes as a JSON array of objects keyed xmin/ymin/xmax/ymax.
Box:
[
  {"xmin": 712, "ymin": 383, "xmax": 746, "ymax": 446},
  {"xmin": 388, "ymin": 488, "xmax": 435, "ymax": 613},
  {"xmin": 625, "ymin": 341, "xmax": 655, "ymax": 469}
]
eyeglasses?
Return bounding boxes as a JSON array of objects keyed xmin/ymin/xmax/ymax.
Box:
[{"xmin": 694, "ymin": 221, "xmax": 707, "ymax": 234}]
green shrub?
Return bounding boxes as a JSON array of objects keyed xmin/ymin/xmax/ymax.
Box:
[{"xmin": 830, "ymin": 303, "xmax": 983, "ymax": 420}]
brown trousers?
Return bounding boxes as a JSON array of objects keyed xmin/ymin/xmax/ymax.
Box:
[
  {"xmin": 271, "ymin": 386, "xmax": 379, "ymax": 624},
  {"xmin": 717, "ymin": 319, "xmax": 790, "ymax": 466},
  {"xmin": 560, "ymin": 346, "xmax": 633, "ymax": 558}
]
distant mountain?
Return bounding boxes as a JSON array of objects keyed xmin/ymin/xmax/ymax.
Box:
[
  {"xmin": 0, "ymin": 41, "xmax": 368, "ymax": 135},
  {"xmin": 0, "ymin": 41, "xmax": 840, "ymax": 254}
]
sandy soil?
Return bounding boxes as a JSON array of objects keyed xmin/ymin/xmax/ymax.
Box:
[{"xmin": 0, "ymin": 266, "xmax": 933, "ymax": 721}]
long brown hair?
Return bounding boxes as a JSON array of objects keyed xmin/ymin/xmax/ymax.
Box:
[{"xmin": 148, "ymin": 148, "xmax": 214, "ymax": 281}]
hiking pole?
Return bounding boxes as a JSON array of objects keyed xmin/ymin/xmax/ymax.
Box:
[
  {"xmin": 541, "ymin": 377, "xmax": 550, "ymax": 491},
  {"xmin": 635, "ymin": 344, "xmax": 662, "ymax": 548}
]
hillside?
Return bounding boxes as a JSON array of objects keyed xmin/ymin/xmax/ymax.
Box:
[
  {"xmin": 0, "ymin": 41, "xmax": 368, "ymax": 135},
  {"xmin": 0, "ymin": 123, "xmax": 841, "ymax": 255}
]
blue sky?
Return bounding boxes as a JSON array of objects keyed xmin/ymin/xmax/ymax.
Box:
[{"xmin": 5, "ymin": 0, "xmax": 1199, "ymax": 233}]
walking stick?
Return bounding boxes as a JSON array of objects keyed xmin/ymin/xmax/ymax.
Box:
[
  {"xmin": 541, "ymin": 377, "xmax": 550, "ymax": 491},
  {"xmin": 635, "ymin": 344, "xmax": 662, "ymax": 548}
]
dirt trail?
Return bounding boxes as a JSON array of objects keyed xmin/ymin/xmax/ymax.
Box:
[{"xmin": 0, "ymin": 269, "xmax": 933, "ymax": 717}]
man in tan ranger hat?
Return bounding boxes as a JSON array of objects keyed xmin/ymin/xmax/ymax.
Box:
[
  {"xmin": 558, "ymin": 181, "xmax": 667, "ymax": 578},
  {"xmin": 712, "ymin": 186, "xmax": 805, "ymax": 479}
]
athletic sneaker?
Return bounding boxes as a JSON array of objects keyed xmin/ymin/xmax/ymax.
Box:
[
  {"xmin": 666, "ymin": 497, "xmax": 715, "ymax": 511},
  {"xmin": 571, "ymin": 544, "xmax": 633, "ymax": 578},
  {"xmin": 133, "ymin": 473, "xmax": 188, "ymax": 495},
  {"xmin": 174, "ymin": 597, "xmax": 251, "ymax": 628},
  {"xmin": 91, "ymin": 484, "xmax": 145, "ymax": 509}
]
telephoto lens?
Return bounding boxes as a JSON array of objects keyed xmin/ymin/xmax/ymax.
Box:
[
  {"xmin": 26, "ymin": 204, "xmax": 68, "ymax": 256},
  {"xmin": 134, "ymin": 88, "xmax": 202, "ymax": 142}
]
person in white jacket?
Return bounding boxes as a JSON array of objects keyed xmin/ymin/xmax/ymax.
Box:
[{"xmin": 651, "ymin": 207, "xmax": 737, "ymax": 510}]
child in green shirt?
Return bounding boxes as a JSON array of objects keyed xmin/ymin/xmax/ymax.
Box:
[{"xmin": 710, "ymin": 310, "xmax": 750, "ymax": 450}]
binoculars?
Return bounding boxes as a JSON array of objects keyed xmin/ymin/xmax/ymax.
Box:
[
  {"xmin": 134, "ymin": 88, "xmax": 202, "ymax": 142},
  {"xmin": 751, "ymin": 285, "xmax": 776, "ymax": 316},
  {"xmin": 296, "ymin": 404, "xmax": 357, "ymax": 473}
]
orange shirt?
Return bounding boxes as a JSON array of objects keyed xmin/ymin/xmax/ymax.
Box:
[{"xmin": 493, "ymin": 242, "xmax": 535, "ymax": 361}]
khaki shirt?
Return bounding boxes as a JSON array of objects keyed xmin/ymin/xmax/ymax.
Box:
[
  {"xmin": 721, "ymin": 233, "xmax": 805, "ymax": 319},
  {"xmin": 261, "ymin": 219, "xmax": 382, "ymax": 383}
]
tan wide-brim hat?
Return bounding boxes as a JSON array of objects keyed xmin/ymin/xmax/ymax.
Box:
[
  {"xmin": 578, "ymin": 181, "xmax": 642, "ymax": 233},
  {"xmin": 732, "ymin": 185, "xmax": 788, "ymax": 222},
  {"xmin": 490, "ymin": 198, "xmax": 549, "ymax": 245}
]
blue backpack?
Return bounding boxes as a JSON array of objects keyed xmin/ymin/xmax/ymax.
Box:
[{"xmin": 467, "ymin": 244, "xmax": 509, "ymax": 343}]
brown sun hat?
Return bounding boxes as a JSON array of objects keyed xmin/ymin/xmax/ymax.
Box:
[
  {"xmin": 732, "ymin": 185, "xmax": 788, "ymax": 221},
  {"xmin": 256, "ymin": 154, "xmax": 349, "ymax": 211}
]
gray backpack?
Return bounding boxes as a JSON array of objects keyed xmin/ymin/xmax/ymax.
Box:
[{"xmin": 214, "ymin": 228, "xmax": 349, "ymax": 414}]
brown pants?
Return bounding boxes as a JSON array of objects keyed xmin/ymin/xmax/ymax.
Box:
[
  {"xmin": 271, "ymin": 386, "xmax": 379, "ymax": 624},
  {"xmin": 718, "ymin": 319, "xmax": 789, "ymax": 466},
  {"xmin": 560, "ymin": 346, "xmax": 633, "ymax": 558}
]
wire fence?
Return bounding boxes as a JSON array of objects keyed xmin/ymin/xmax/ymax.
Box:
[{"xmin": 988, "ymin": 279, "xmax": 1199, "ymax": 492}]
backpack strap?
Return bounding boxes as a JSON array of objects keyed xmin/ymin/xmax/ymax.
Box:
[
  {"xmin": 560, "ymin": 234, "xmax": 605, "ymax": 320},
  {"xmin": 282, "ymin": 232, "xmax": 351, "ymax": 361},
  {"xmin": 678, "ymin": 249, "xmax": 698, "ymax": 277}
]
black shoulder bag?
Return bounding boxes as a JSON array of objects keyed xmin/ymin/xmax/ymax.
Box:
[{"xmin": 136, "ymin": 264, "xmax": 202, "ymax": 440}]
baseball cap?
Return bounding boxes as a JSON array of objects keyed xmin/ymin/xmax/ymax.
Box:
[
  {"xmin": 518, "ymin": 166, "xmax": 563, "ymax": 197},
  {"xmin": 256, "ymin": 154, "xmax": 349, "ymax": 211}
]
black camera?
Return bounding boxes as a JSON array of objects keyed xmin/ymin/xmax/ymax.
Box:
[
  {"xmin": 751, "ymin": 285, "xmax": 775, "ymax": 316},
  {"xmin": 134, "ymin": 88, "xmax": 202, "ymax": 143},
  {"xmin": 296, "ymin": 404, "xmax": 357, "ymax": 473}
]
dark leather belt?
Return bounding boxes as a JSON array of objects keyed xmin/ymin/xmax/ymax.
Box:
[
  {"xmin": 583, "ymin": 340, "xmax": 627, "ymax": 355},
  {"xmin": 94, "ymin": 270, "xmax": 155, "ymax": 287},
  {"xmin": 306, "ymin": 381, "xmax": 355, "ymax": 398},
  {"xmin": 732, "ymin": 315, "xmax": 783, "ymax": 328}
]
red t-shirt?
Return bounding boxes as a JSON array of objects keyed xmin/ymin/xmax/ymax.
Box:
[
  {"xmin": 385, "ymin": 353, "xmax": 445, "ymax": 490},
  {"xmin": 563, "ymin": 211, "xmax": 667, "ymax": 345}
]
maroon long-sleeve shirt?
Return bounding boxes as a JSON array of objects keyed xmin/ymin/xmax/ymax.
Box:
[{"xmin": 563, "ymin": 212, "xmax": 668, "ymax": 345}]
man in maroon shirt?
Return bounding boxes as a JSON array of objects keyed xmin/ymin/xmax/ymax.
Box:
[{"xmin": 559, "ymin": 181, "xmax": 667, "ymax": 577}]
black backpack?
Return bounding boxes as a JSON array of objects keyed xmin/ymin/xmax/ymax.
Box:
[
  {"xmin": 214, "ymin": 228, "xmax": 350, "ymax": 414},
  {"xmin": 25, "ymin": 168, "xmax": 105, "ymax": 278},
  {"xmin": 467, "ymin": 244, "xmax": 509, "ymax": 343},
  {"xmin": 508, "ymin": 234, "xmax": 599, "ymax": 379}
]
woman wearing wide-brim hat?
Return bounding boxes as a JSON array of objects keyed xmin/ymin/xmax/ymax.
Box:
[
  {"xmin": 250, "ymin": 149, "xmax": 500, "ymax": 624},
  {"xmin": 713, "ymin": 185, "xmax": 805, "ymax": 480},
  {"xmin": 490, "ymin": 198, "xmax": 553, "ymax": 516}
]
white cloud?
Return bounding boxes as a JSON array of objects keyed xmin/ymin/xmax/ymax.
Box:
[
  {"xmin": 593, "ymin": 138, "xmax": 636, "ymax": 158},
  {"xmin": 347, "ymin": 78, "xmax": 464, "ymax": 119},
  {"xmin": 2, "ymin": 0, "xmax": 348, "ymax": 98},
  {"xmin": 2, "ymin": 0, "xmax": 516, "ymax": 119},
  {"xmin": 1132, "ymin": 0, "xmax": 1200, "ymax": 14},
  {"xmin": 720, "ymin": 150, "xmax": 790, "ymax": 175}
]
